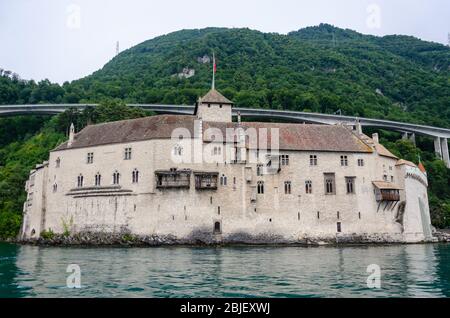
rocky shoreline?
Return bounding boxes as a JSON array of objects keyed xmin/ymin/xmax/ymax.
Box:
[
  {"xmin": 11, "ymin": 230, "xmax": 450, "ymax": 247},
  {"xmin": 433, "ymin": 230, "xmax": 450, "ymax": 243}
]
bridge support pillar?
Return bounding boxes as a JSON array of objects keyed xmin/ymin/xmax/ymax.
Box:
[
  {"xmin": 409, "ymin": 133, "xmax": 416, "ymax": 146},
  {"xmin": 441, "ymin": 138, "xmax": 450, "ymax": 169},
  {"xmin": 434, "ymin": 137, "xmax": 442, "ymax": 159},
  {"xmin": 402, "ymin": 132, "xmax": 416, "ymax": 146}
]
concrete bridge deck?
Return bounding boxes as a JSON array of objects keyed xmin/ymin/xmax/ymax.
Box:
[{"xmin": 1, "ymin": 103, "xmax": 449, "ymax": 167}]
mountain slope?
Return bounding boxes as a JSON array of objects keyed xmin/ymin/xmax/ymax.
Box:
[
  {"xmin": 1, "ymin": 25, "xmax": 449, "ymax": 128},
  {"xmin": 66, "ymin": 25, "xmax": 449, "ymax": 127}
]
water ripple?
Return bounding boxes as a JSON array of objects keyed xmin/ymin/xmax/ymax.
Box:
[{"xmin": 1, "ymin": 244, "xmax": 450, "ymax": 297}]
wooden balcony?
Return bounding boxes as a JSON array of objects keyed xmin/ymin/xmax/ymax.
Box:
[
  {"xmin": 194, "ymin": 172, "xmax": 219, "ymax": 190},
  {"xmin": 372, "ymin": 181, "xmax": 402, "ymax": 202},
  {"xmin": 376, "ymin": 190, "xmax": 401, "ymax": 202},
  {"xmin": 155, "ymin": 169, "xmax": 191, "ymax": 189}
]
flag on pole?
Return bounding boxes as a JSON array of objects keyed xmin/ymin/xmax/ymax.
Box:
[{"xmin": 212, "ymin": 52, "xmax": 216, "ymax": 89}]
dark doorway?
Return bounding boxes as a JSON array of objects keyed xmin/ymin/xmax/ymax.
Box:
[{"xmin": 214, "ymin": 221, "xmax": 221, "ymax": 234}]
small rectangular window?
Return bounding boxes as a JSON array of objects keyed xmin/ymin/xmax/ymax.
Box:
[
  {"xmin": 87, "ymin": 153, "xmax": 94, "ymax": 164},
  {"xmin": 124, "ymin": 148, "xmax": 132, "ymax": 160},
  {"xmin": 357, "ymin": 159, "xmax": 364, "ymax": 167},
  {"xmin": 340, "ymin": 155, "xmax": 348, "ymax": 166},
  {"xmin": 337, "ymin": 222, "xmax": 342, "ymax": 233},
  {"xmin": 257, "ymin": 164, "xmax": 264, "ymax": 176},
  {"xmin": 280, "ymin": 155, "xmax": 290, "ymax": 166},
  {"xmin": 310, "ymin": 155, "xmax": 318, "ymax": 166}
]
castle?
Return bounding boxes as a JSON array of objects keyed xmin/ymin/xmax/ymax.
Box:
[{"xmin": 20, "ymin": 89, "xmax": 434, "ymax": 244}]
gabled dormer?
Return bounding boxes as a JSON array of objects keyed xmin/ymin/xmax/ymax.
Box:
[{"xmin": 194, "ymin": 89, "xmax": 233, "ymax": 123}]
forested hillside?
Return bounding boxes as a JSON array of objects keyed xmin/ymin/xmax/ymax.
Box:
[
  {"xmin": 2, "ymin": 24, "xmax": 449, "ymax": 127},
  {"xmin": 0, "ymin": 24, "xmax": 449, "ymax": 239}
]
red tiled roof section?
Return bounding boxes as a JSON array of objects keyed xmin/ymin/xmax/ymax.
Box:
[
  {"xmin": 418, "ymin": 162, "xmax": 427, "ymax": 173},
  {"xmin": 54, "ymin": 115, "xmax": 196, "ymax": 151},
  {"xmin": 54, "ymin": 115, "xmax": 373, "ymax": 153},
  {"xmin": 204, "ymin": 122, "xmax": 373, "ymax": 153},
  {"xmin": 374, "ymin": 144, "xmax": 398, "ymax": 159}
]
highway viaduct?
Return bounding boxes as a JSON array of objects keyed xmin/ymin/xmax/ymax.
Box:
[{"xmin": 1, "ymin": 103, "xmax": 449, "ymax": 168}]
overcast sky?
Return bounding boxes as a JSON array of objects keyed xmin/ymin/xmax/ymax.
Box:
[{"xmin": 1, "ymin": 0, "xmax": 449, "ymax": 84}]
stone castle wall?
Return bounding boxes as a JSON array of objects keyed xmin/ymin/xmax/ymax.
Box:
[{"xmin": 20, "ymin": 136, "xmax": 434, "ymax": 244}]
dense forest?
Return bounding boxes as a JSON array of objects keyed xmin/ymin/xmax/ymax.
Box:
[{"xmin": 0, "ymin": 24, "xmax": 449, "ymax": 239}]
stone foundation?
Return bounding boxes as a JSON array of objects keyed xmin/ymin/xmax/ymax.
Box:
[{"xmin": 17, "ymin": 230, "xmax": 439, "ymax": 247}]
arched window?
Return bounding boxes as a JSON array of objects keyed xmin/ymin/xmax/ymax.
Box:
[
  {"xmin": 257, "ymin": 181, "xmax": 264, "ymax": 194},
  {"xmin": 77, "ymin": 174, "xmax": 83, "ymax": 188},
  {"xmin": 113, "ymin": 171, "xmax": 120, "ymax": 185},
  {"xmin": 53, "ymin": 183, "xmax": 58, "ymax": 193},
  {"xmin": 284, "ymin": 181, "xmax": 291, "ymax": 194},
  {"xmin": 132, "ymin": 169, "xmax": 139, "ymax": 184},
  {"xmin": 324, "ymin": 173, "xmax": 335, "ymax": 195},
  {"xmin": 220, "ymin": 174, "xmax": 227, "ymax": 186},
  {"xmin": 305, "ymin": 180, "xmax": 313, "ymax": 194},
  {"xmin": 95, "ymin": 173, "xmax": 101, "ymax": 186},
  {"xmin": 56, "ymin": 157, "xmax": 61, "ymax": 168}
]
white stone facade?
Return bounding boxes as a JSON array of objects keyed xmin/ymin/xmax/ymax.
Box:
[{"xmin": 20, "ymin": 91, "xmax": 434, "ymax": 244}]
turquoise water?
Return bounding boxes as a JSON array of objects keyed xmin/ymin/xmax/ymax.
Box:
[{"xmin": 1, "ymin": 243, "xmax": 450, "ymax": 298}]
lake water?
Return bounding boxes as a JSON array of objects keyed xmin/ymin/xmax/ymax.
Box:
[{"xmin": 1, "ymin": 243, "xmax": 450, "ymax": 298}]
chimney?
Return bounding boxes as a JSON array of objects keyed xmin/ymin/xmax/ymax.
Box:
[
  {"xmin": 68, "ymin": 123, "xmax": 75, "ymax": 147},
  {"xmin": 372, "ymin": 133, "xmax": 379, "ymax": 144},
  {"xmin": 355, "ymin": 120, "xmax": 362, "ymax": 135}
]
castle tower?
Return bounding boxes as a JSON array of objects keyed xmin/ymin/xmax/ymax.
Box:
[{"xmin": 194, "ymin": 89, "xmax": 234, "ymax": 123}]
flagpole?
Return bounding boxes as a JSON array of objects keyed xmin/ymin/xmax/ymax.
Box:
[{"xmin": 212, "ymin": 52, "xmax": 215, "ymax": 90}]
